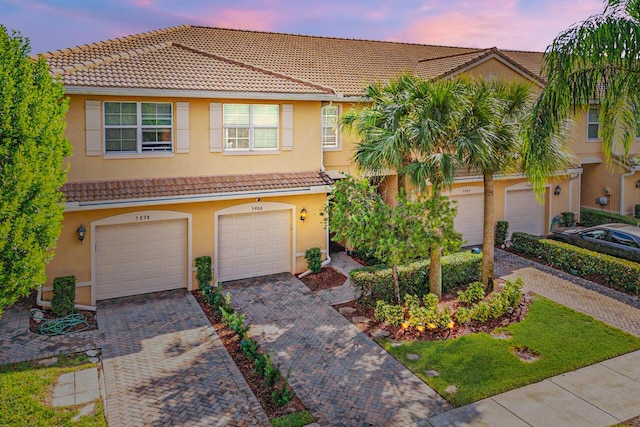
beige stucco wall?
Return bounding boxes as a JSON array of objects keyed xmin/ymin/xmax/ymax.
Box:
[
  {"xmin": 45, "ymin": 193, "xmax": 328, "ymax": 306},
  {"xmin": 65, "ymin": 95, "xmax": 324, "ymax": 182}
]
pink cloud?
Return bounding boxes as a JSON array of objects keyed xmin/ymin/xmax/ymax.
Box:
[{"xmin": 196, "ymin": 8, "xmax": 280, "ymax": 32}]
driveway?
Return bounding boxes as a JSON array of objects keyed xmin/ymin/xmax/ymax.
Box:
[
  {"xmin": 98, "ymin": 289, "xmax": 269, "ymax": 426},
  {"xmin": 225, "ymin": 273, "xmax": 451, "ymax": 427}
]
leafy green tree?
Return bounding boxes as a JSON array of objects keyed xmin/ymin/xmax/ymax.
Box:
[
  {"xmin": 0, "ymin": 27, "xmax": 71, "ymax": 316},
  {"xmin": 524, "ymin": 0, "xmax": 637, "ymax": 192},
  {"xmin": 329, "ymin": 176, "xmax": 460, "ymax": 302}
]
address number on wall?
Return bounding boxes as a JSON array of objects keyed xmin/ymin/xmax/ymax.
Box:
[
  {"xmin": 251, "ymin": 206, "xmax": 263, "ymax": 211},
  {"xmin": 135, "ymin": 215, "xmax": 151, "ymax": 221}
]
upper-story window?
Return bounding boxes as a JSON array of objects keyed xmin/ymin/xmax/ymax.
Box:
[
  {"xmin": 321, "ymin": 105, "xmax": 340, "ymax": 149},
  {"xmin": 587, "ymin": 107, "xmax": 600, "ymax": 140},
  {"xmin": 104, "ymin": 102, "xmax": 173, "ymax": 153},
  {"xmin": 223, "ymin": 104, "xmax": 279, "ymax": 151}
]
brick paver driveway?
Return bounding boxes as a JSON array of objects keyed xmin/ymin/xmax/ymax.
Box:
[
  {"xmin": 226, "ymin": 274, "xmax": 451, "ymax": 427},
  {"xmin": 99, "ymin": 289, "xmax": 269, "ymax": 427}
]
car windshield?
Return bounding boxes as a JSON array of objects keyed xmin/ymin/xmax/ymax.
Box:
[{"xmin": 581, "ymin": 229, "xmax": 607, "ymax": 240}]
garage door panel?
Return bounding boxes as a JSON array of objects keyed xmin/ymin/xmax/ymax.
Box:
[
  {"xmin": 218, "ymin": 210, "xmax": 291, "ymax": 281},
  {"xmin": 96, "ymin": 219, "xmax": 187, "ymax": 300},
  {"xmin": 449, "ymin": 193, "xmax": 484, "ymax": 246},
  {"xmin": 506, "ymin": 189, "xmax": 545, "ymax": 237}
]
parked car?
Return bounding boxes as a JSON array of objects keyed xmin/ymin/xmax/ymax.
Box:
[{"xmin": 550, "ymin": 223, "xmax": 640, "ymax": 262}]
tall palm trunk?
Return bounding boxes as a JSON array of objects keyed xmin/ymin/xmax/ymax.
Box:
[
  {"xmin": 429, "ymin": 185, "xmax": 443, "ymax": 298},
  {"xmin": 482, "ymin": 173, "xmax": 495, "ymax": 292}
]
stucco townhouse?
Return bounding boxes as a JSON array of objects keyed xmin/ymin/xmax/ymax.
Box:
[{"xmin": 38, "ymin": 25, "xmax": 623, "ymax": 307}]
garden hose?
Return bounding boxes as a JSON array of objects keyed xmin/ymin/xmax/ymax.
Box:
[{"xmin": 32, "ymin": 312, "xmax": 89, "ymax": 336}]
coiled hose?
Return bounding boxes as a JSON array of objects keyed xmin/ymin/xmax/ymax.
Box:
[{"xmin": 32, "ymin": 312, "xmax": 89, "ymax": 336}]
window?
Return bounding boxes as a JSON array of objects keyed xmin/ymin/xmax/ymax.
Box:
[
  {"xmin": 104, "ymin": 102, "xmax": 173, "ymax": 153},
  {"xmin": 223, "ymin": 104, "xmax": 278, "ymax": 151},
  {"xmin": 321, "ymin": 105, "xmax": 340, "ymax": 148},
  {"xmin": 587, "ymin": 107, "xmax": 600, "ymax": 140},
  {"xmin": 609, "ymin": 231, "xmax": 640, "ymax": 248}
]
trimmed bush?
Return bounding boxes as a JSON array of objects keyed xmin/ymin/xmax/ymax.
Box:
[
  {"xmin": 351, "ymin": 252, "xmax": 482, "ymax": 303},
  {"xmin": 635, "ymin": 204, "xmax": 640, "ymax": 220},
  {"xmin": 195, "ymin": 256, "xmax": 212, "ymax": 288},
  {"xmin": 305, "ymin": 247, "xmax": 322, "ymax": 274},
  {"xmin": 495, "ymin": 221, "xmax": 509, "ymax": 246},
  {"xmin": 511, "ymin": 232, "xmax": 640, "ymax": 295},
  {"xmin": 580, "ymin": 207, "xmax": 637, "ymax": 227},
  {"xmin": 51, "ymin": 276, "xmax": 76, "ymax": 317},
  {"xmin": 457, "ymin": 281, "xmax": 485, "ymax": 305},
  {"xmin": 560, "ymin": 212, "xmax": 576, "ymax": 227}
]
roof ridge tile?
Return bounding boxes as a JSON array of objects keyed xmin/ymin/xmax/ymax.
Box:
[{"xmin": 417, "ymin": 48, "xmax": 488, "ymax": 63}]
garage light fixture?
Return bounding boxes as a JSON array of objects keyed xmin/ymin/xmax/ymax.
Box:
[
  {"xmin": 77, "ymin": 224, "xmax": 87, "ymax": 243},
  {"xmin": 636, "ymin": 180, "xmax": 640, "ymax": 189},
  {"xmin": 300, "ymin": 207, "xmax": 307, "ymax": 222},
  {"xmin": 554, "ymin": 185, "xmax": 561, "ymax": 196}
]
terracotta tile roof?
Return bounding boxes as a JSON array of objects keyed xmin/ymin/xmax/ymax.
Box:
[
  {"xmin": 62, "ymin": 171, "xmax": 333, "ymax": 203},
  {"xmin": 39, "ymin": 25, "xmax": 544, "ymax": 96}
]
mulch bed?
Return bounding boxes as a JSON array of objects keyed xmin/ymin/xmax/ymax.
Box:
[
  {"xmin": 29, "ymin": 309, "xmax": 98, "ymax": 334},
  {"xmin": 299, "ymin": 267, "xmax": 347, "ymax": 291},
  {"xmin": 334, "ymin": 280, "xmax": 531, "ymax": 342},
  {"xmin": 192, "ymin": 290, "xmax": 306, "ymax": 419}
]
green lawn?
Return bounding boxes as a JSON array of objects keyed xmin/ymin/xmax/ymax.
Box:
[
  {"xmin": 381, "ymin": 296, "xmax": 640, "ymax": 407},
  {"xmin": 271, "ymin": 410, "xmax": 315, "ymax": 427},
  {"xmin": 0, "ymin": 354, "xmax": 106, "ymax": 427}
]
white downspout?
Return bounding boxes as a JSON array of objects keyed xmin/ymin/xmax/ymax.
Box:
[{"xmin": 620, "ymin": 169, "xmax": 635, "ymax": 215}]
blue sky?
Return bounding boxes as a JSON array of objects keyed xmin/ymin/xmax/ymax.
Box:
[{"xmin": 1, "ymin": 0, "xmax": 604, "ymax": 54}]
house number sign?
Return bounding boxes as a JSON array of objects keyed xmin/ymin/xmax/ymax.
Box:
[
  {"xmin": 251, "ymin": 205, "xmax": 263, "ymax": 211},
  {"xmin": 135, "ymin": 215, "xmax": 151, "ymax": 221}
]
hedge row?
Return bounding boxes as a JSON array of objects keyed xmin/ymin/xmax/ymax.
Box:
[
  {"xmin": 350, "ymin": 252, "xmax": 482, "ymax": 303},
  {"xmin": 511, "ymin": 232, "xmax": 640, "ymax": 295},
  {"xmin": 580, "ymin": 207, "xmax": 638, "ymax": 227}
]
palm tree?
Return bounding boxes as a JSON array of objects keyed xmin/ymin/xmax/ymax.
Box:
[
  {"xmin": 457, "ymin": 80, "xmax": 534, "ymax": 290},
  {"xmin": 525, "ymin": 0, "xmax": 640, "ymax": 193}
]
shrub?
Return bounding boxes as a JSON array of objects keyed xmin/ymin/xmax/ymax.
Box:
[
  {"xmin": 240, "ymin": 338, "xmax": 260, "ymax": 362},
  {"xmin": 422, "ymin": 293, "xmax": 439, "ymax": 310},
  {"xmin": 51, "ymin": 276, "xmax": 76, "ymax": 317},
  {"xmin": 457, "ymin": 281, "xmax": 485, "ymax": 305},
  {"xmin": 580, "ymin": 207, "xmax": 637, "ymax": 227},
  {"xmin": 469, "ymin": 301, "xmax": 491, "ymax": 322},
  {"xmin": 454, "ymin": 306, "xmax": 471, "ymax": 324},
  {"xmin": 560, "ymin": 212, "xmax": 576, "ymax": 227},
  {"xmin": 263, "ymin": 351, "xmax": 281, "ymax": 388},
  {"xmin": 195, "ymin": 256, "xmax": 212, "ymax": 288},
  {"xmin": 635, "ymin": 204, "xmax": 640, "ymax": 220},
  {"xmin": 221, "ymin": 306, "xmax": 250, "ymax": 339},
  {"xmin": 351, "ymin": 252, "xmax": 482, "ymax": 304},
  {"xmin": 511, "ymin": 233, "xmax": 640, "ymax": 295},
  {"xmin": 305, "ymin": 247, "xmax": 323, "ymax": 274},
  {"xmin": 495, "ymin": 221, "xmax": 509, "ymax": 246},
  {"xmin": 272, "ymin": 368, "xmax": 294, "ymax": 407},
  {"xmin": 374, "ymin": 301, "xmax": 404, "ymax": 326}
]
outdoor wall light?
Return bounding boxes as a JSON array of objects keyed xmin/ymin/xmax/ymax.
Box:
[
  {"xmin": 300, "ymin": 207, "xmax": 308, "ymax": 222},
  {"xmin": 636, "ymin": 179, "xmax": 640, "ymax": 189},
  {"xmin": 77, "ymin": 224, "xmax": 87, "ymax": 243},
  {"xmin": 554, "ymin": 185, "xmax": 561, "ymax": 196}
]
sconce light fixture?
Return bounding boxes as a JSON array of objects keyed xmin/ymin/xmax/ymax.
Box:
[
  {"xmin": 554, "ymin": 185, "xmax": 561, "ymax": 196},
  {"xmin": 300, "ymin": 207, "xmax": 307, "ymax": 222},
  {"xmin": 77, "ymin": 224, "xmax": 87, "ymax": 243},
  {"xmin": 636, "ymin": 180, "xmax": 640, "ymax": 189}
]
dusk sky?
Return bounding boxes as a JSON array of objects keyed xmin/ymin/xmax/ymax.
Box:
[{"xmin": 1, "ymin": 0, "xmax": 605, "ymax": 55}]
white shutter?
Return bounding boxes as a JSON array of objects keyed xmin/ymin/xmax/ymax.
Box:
[
  {"xmin": 85, "ymin": 100, "xmax": 102, "ymax": 156},
  {"xmin": 209, "ymin": 102, "xmax": 223, "ymax": 152},
  {"xmin": 175, "ymin": 102, "xmax": 190, "ymax": 153},
  {"xmin": 282, "ymin": 104, "xmax": 293, "ymax": 151}
]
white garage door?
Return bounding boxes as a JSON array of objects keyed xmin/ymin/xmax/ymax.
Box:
[
  {"xmin": 450, "ymin": 193, "xmax": 484, "ymax": 246},
  {"xmin": 505, "ymin": 189, "xmax": 545, "ymax": 237},
  {"xmin": 218, "ymin": 210, "xmax": 291, "ymax": 282},
  {"xmin": 95, "ymin": 220, "xmax": 187, "ymax": 300}
]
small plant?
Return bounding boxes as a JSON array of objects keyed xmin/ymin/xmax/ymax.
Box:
[
  {"xmin": 202, "ymin": 282, "xmax": 225, "ymax": 311},
  {"xmin": 272, "ymin": 368, "xmax": 294, "ymax": 407},
  {"xmin": 469, "ymin": 301, "xmax": 491, "ymax": 322},
  {"xmin": 305, "ymin": 247, "xmax": 323, "ymax": 274},
  {"xmin": 51, "ymin": 276, "xmax": 76, "ymax": 317},
  {"xmin": 457, "ymin": 281, "xmax": 486, "ymax": 305},
  {"xmin": 263, "ymin": 351, "xmax": 282, "ymax": 388},
  {"xmin": 374, "ymin": 301, "xmax": 404, "ymax": 326},
  {"xmin": 221, "ymin": 305, "xmax": 250, "ymax": 339},
  {"xmin": 254, "ymin": 352, "xmax": 267, "ymax": 376},
  {"xmin": 404, "ymin": 294, "xmax": 421, "ymax": 310},
  {"xmin": 195, "ymin": 255, "xmax": 212, "ymax": 288},
  {"xmin": 454, "ymin": 306, "xmax": 471, "ymax": 324},
  {"xmin": 240, "ymin": 338, "xmax": 260, "ymax": 362},
  {"xmin": 636, "ymin": 204, "xmax": 640, "ymax": 220},
  {"xmin": 422, "ymin": 293, "xmax": 439, "ymax": 310},
  {"xmin": 560, "ymin": 212, "xmax": 576, "ymax": 227},
  {"xmin": 495, "ymin": 221, "xmax": 509, "ymax": 246}
]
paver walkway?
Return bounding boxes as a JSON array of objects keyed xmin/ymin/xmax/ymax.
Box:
[
  {"xmin": 99, "ymin": 289, "xmax": 269, "ymax": 426},
  {"xmin": 226, "ymin": 273, "xmax": 451, "ymax": 427},
  {"xmin": 316, "ymin": 251, "xmax": 363, "ymax": 305},
  {"xmin": 429, "ymin": 249, "xmax": 640, "ymax": 427}
]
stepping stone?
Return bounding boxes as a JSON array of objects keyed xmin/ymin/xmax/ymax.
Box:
[
  {"xmin": 37, "ymin": 357, "xmax": 58, "ymax": 367},
  {"xmin": 391, "ymin": 342, "xmax": 403, "ymax": 347},
  {"xmin": 72, "ymin": 402, "xmax": 96, "ymax": 421},
  {"xmin": 425, "ymin": 369, "xmax": 440, "ymax": 377},
  {"xmin": 339, "ymin": 307, "xmax": 356, "ymax": 315},
  {"xmin": 85, "ymin": 349, "xmax": 99, "ymax": 357},
  {"xmin": 407, "ymin": 353, "xmax": 420, "ymax": 361},
  {"xmin": 31, "ymin": 309, "xmax": 45, "ymax": 323},
  {"xmin": 352, "ymin": 316, "xmax": 370, "ymax": 323},
  {"xmin": 445, "ymin": 385, "xmax": 458, "ymax": 394},
  {"xmin": 371, "ymin": 329, "xmax": 390, "ymax": 338},
  {"xmin": 88, "ymin": 357, "xmax": 100, "ymax": 363}
]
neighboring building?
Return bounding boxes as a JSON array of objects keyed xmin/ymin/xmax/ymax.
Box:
[{"xmin": 40, "ymin": 25, "xmax": 585, "ymax": 306}]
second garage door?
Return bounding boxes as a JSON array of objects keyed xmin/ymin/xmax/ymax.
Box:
[
  {"xmin": 218, "ymin": 210, "xmax": 291, "ymax": 282},
  {"xmin": 505, "ymin": 189, "xmax": 545, "ymax": 237},
  {"xmin": 449, "ymin": 193, "xmax": 484, "ymax": 246},
  {"xmin": 95, "ymin": 219, "xmax": 187, "ymax": 300}
]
